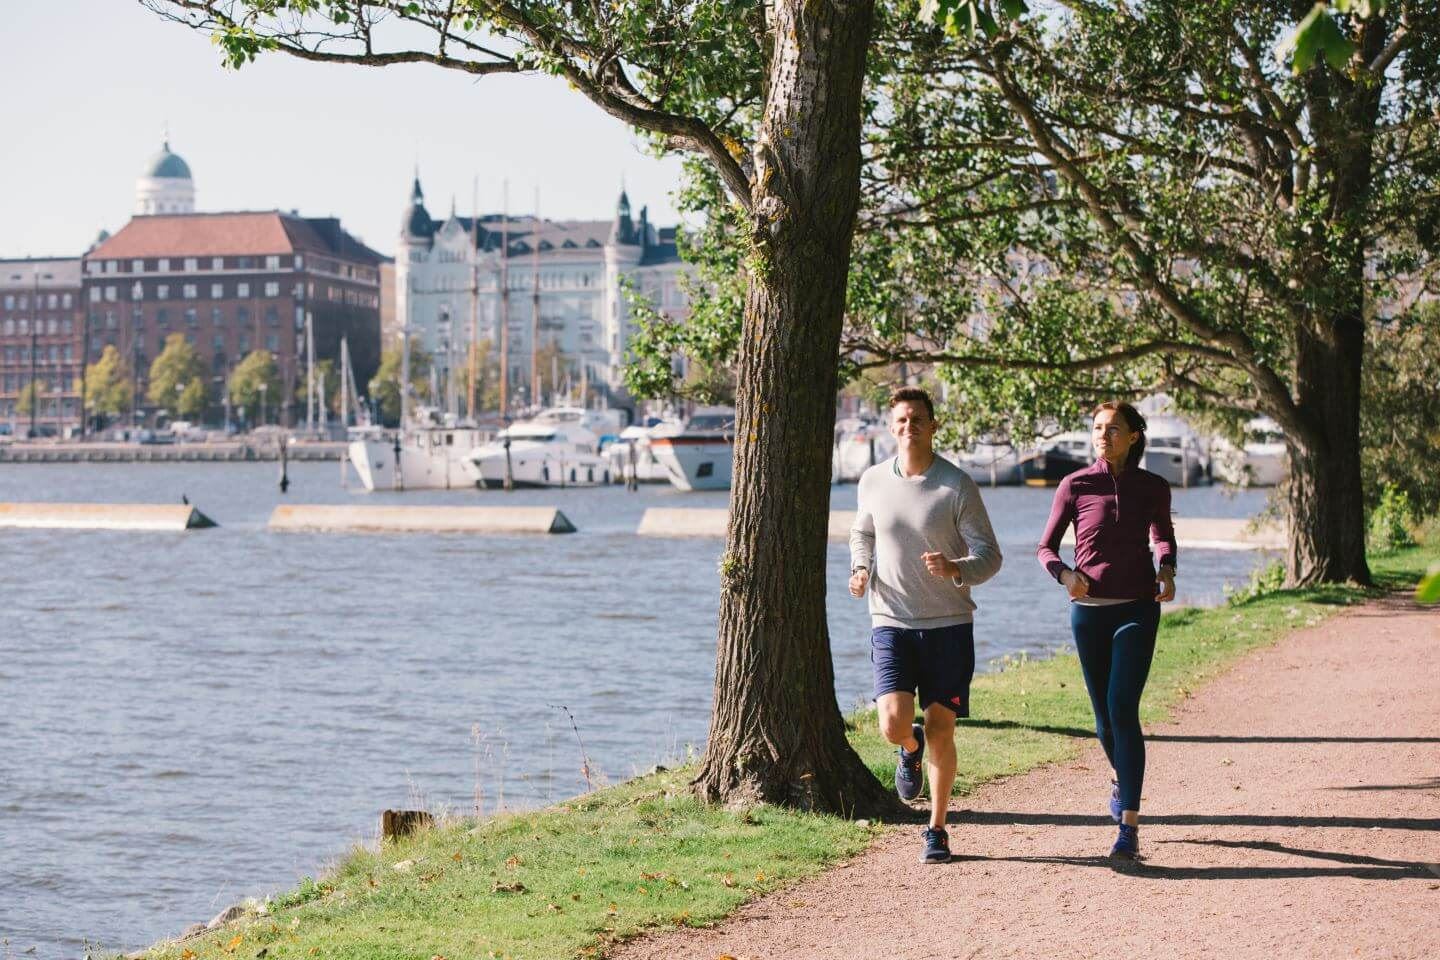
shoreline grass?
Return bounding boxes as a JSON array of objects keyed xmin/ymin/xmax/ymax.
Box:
[{"xmin": 132, "ymin": 542, "xmax": 1438, "ymax": 960}]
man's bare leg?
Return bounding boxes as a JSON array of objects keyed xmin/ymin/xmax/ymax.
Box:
[
  {"xmin": 876, "ymin": 691, "xmax": 919, "ymax": 752},
  {"xmin": 922, "ymin": 703, "xmax": 958, "ymax": 829}
]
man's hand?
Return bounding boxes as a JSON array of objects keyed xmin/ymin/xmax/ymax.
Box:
[
  {"xmin": 1061, "ymin": 569, "xmax": 1091, "ymax": 599},
  {"xmin": 1156, "ymin": 569, "xmax": 1176, "ymax": 602},
  {"xmin": 922, "ymin": 551, "xmax": 960, "ymax": 580},
  {"xmin": 849, "ymin": 568, "xmax": 870, "ymax": 598}
]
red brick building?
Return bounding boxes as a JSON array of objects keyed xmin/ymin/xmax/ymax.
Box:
[
  {"xmin": 0, "ymin": 257, "xmax": 84, "ymax": 435},
  {"xmin": 83, "ymin": 211, "xmax": 383, "ymax": 426}
]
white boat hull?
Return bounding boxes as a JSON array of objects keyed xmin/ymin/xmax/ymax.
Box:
[
  {"xmin": 465, "ymin": 449, "xmax": 612, "ymax": 488},
  {"xmin": 347, "ymin": 429, "xmax": 491, "ymax": 491},
  {"xmin": 650, "ymin": 436, "xmax": 733, "ymax": 491}
]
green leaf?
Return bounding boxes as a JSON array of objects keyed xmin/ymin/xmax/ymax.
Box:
[
  {"xmin": 1278, "ymin": 4, "xmax": 1356, "ymax": 74},
  {"xmin": 999, "ymin": 0, "xmax": 1030, "ymax": 18},
  {"xmin": 1417, "ymin": 566, "xmax": 1440, "ymax": 604}
]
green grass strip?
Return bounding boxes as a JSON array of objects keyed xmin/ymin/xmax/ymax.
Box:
[{"xmin": 134, "ymin": 542, "xmax": 1438, "ymax": 960}]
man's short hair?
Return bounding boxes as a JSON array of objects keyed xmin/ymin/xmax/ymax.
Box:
[{"xmin": 888, "ymin": 387, "xmax": 935, "ymax": 420}]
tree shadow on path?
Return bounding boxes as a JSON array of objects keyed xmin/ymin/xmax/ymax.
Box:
[{"xmin": 946, "ymin": 810, "xmax": 1440, "ymax": 831}]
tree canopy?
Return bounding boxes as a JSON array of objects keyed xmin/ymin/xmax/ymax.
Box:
[
  {"xmin": 148, "ymin": 333, "xmax": 207, "ymax": 411},
  {"xmin": 84, "ymin": 345, "xmax": 135, "ymax": 420},
  {"xmin": 229, "ymin": 349, "xmax": 282, "ymax": 421}
]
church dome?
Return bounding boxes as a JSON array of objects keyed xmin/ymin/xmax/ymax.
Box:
[{"xmin": 146, "ymin": 142, "xmax": 193, "ymax": 180}]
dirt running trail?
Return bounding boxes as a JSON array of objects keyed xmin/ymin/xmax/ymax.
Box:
[{"xmin": 615, "ymin": 600, "xmax": 1440, "ymax": 960}]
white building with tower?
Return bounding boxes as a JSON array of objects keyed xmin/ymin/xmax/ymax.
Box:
[
  {"xmin": 395, "ymin": 175, "xmax": 691, "ymax": 403},
  {"xmin": 134, "ymin": 140, "xmax": 196, "ymax": 215}
]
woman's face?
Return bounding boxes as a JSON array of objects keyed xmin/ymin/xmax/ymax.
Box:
[{"xmin": 1092, "ymin": 408, "xmax": 1138, "ymax": 465}]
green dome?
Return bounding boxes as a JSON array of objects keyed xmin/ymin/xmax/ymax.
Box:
[{"xmin": 146, "ymin": 142, "xmax": 192, "ymax": 180}]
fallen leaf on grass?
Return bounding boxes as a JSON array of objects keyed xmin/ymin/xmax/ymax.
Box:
[
  {"xmin": 721, "ymin": 874, "xmax": 736, "ymax": 888},
  {"xmin": 180, "ymin": 951, "xmax": 196, "ymax": 960},
  {"xmin": 491, "ymin": 881, "xmax": 527, "ymax": 894},
  {"xmin": 452, "ymin": 850, "xmax": 463, "ymax": 862},
  {"xmin": 222, "ymin": 935, "xmax": 243, "ymax": 954},
  {"xmin": 504, "ymin": 855, "xmax": 523, "ymax": 869}
]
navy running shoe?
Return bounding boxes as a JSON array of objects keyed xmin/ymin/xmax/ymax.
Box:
[
  {"xmin": 1109, "ymin": 781, "xmax": 1123, "ymax": 823},
  {"xmin": 1110, "ymin": 823, "xmax": 1139, "ymax": 860},
  {"xmin": 895, "ymin": 723, "xmax": 925, "ymax": 800},
  {"xmin": 921, "ymin": 827, "xmax": 951, "ymax": 864}
]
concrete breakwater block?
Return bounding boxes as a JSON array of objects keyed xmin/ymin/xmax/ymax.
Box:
[
  {"xmin": 0, "ymin": 502, "xmax": 217, "ymax": 531},
  {"xmin": 268, "ymin": 504, "xmax": 577, "ymax": 534},
  {"xmin": 637, "ymin": 508, "xmax": 856, "ymax": 541}
]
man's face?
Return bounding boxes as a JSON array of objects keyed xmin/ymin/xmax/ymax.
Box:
[{"xmin": 889, "ymin": 400, "xmax": 937, "ymax": 453}]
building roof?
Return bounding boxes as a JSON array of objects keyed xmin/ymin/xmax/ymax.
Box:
[
  {"xmin": 144, "ymin": 142, "xmax": 192, "ymax": 180},
  {"xmin": 0, "ymin": 257, "xmax": 83, "ymax": 288},
  {"xmin": 87, "ymin": 211, "xmax": 384, "ymax": 264}
]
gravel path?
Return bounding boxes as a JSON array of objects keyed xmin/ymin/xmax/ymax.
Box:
[{"xmin": 614, "ymin": 599, "xmax": 1440, "ymax": 960}]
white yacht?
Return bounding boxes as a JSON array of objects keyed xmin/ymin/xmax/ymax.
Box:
[
  {"xmin": 463, "ymin": 410, "xmax": 613, "ymax": 488},
  {"xmin": 649, "ymin": 406, "xmax": 736, "ymax": 491},
  {"xmin": 1142, "ymin": 416, "xmax": 1210, "ymax": 486},
  {"xmin": 607, "ymin": 416, "xmax": 684, "ymax": 484},
  {"xmin": 954, "ymin": 442, "xmax": 1025, "ymax": 486},
  {"xmin": 1212, "ymin": 417, "xmax": 1286, "ymax": 487},
  {"xmin": 832, "ymin": 418, "xmax": 897, "ymax": 483},
  {"xmin": 346, "ymin": 408, "xmax": 493, "ymax": 491}
]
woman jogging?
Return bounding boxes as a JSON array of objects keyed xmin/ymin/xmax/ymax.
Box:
[{"xmin": 1036, "ymin": 401, "xmax": 1177, "ymax": 859}]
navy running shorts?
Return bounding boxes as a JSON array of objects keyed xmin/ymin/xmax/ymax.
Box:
[{"xmin": 871, "ymin": 623, "xmax": 976, "ymax": 717}]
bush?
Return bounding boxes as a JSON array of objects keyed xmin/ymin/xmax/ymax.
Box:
[
  {"xmin": 1367, "ymin": 484, "xmax": 1417, "ymax": 553},
  {"xmin": 1227, "ymin": 559, "xmax": 1286, "ymax": 606}
]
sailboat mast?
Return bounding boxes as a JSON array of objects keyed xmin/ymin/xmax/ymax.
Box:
[
  {"xmin": 468, "ymin": 175, "xmax": 479, "ymax": 422},
  {"xmin": 530, "ymin": 187, "xmax": 541, "ymax": 410},
  {"xmin": 499, "ymin": 182, "xmax": 510, "ymax": 418}
]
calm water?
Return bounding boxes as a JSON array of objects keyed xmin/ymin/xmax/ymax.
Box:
[{"xmin": 0, "ymin": 462, "xmax": 1270, "ymax": 956}]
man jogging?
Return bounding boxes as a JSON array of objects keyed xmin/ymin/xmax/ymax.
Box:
[{"xmin": 849, "ymin": 387, "xmax": 1002, "ymax": 863}]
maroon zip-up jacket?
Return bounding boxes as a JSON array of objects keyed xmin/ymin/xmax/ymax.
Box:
[{"xmin": 1037, "ymin": 459, "xmax": 1177, "ymax": 600}]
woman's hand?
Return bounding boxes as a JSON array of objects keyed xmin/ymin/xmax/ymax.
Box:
[
  {"xmin": 1061, "ymin": 569, "xmax": 1090, "ymax": 599},
  {"xmin": 849, "ymin": 568, "xmax": 870, "ymax": 598},
  {"xmin": 1156, "ymin": 569, "xmax": 1176, "ymax": 602}
]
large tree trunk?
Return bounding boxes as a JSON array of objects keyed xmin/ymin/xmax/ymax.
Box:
[
  {"xmin": 1285, "ymin": 321, "xmax": 1371, "ymax": 586},
  {"xmin": 693, "ymin": 0, "xmax": 898, "ymax": 818}
]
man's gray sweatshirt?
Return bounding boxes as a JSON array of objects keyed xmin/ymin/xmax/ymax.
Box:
[{"xmin": 849, "ymin": 455, "xmax": 1003, "ymax": 628}]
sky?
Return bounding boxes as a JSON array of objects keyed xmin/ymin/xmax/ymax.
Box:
[{"xmin": 0, "ymin": 1, "xmax": 687, "ymax": 261}]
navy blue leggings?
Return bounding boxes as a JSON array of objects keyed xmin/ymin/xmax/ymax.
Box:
[{"xmin": 1070, "ymin": 600, "xmax": 1160, "ymax": 812}]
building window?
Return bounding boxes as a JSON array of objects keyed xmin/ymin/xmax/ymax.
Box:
[
  {"xmin": 62, "ymin": 293, "xmax": 72, "ymax": 308},
  {"xmin": 237, "ymin": 282, "xmax": 250, "ymax": 298},
  {"xmin": 184, "ymin": 308, "xmax": 198, "ymax": 328},
  {"xmin": 104, "ymin": 286, "xmax": 117, "ymax": 302},
  {"xmin": 156, "ymin": 284, "xmax": 169, "ymax": 301},
  {"xmin": 265, "ymin": 333, "xmax": 279, "ymax": 351},
  {"xmin": 89, "ymin": 287, "xmax": 101, "ymax": 304},
  {"xmin": 212, "ymin": 257, "xmax": 224, "ymax": 270},
  {"xmin": 237, "ymin": 306, "xmax": 250, "ymax": 327},
  {"xmin": 47, "ymin": 319, "xmax": 58, "ymax": 335},
  {"xmin": 265, "ymin": 255, "xmax": 281, "ymax": 270},
  {"xmin": 211, "ymin": 283, "xmax": 224, "ymax": 299},
  {"xmin": 182, "ymin": 284, "xmax": 198, "ymax": 299},
  {"xmin": 63, "ymin": 344, "xmax": 73, "ymax": 362},
  {"xmin": 211, "ymin": 307, "xmax": 223, "ymax": 326},
  {"xmin": 105, "ymin": 260, "xmax": 118, "ymax": 274},
  {"xmin": 157, "ymin": 308, "xmax": 169, "ymax": 328},
  {"xmin": 62, "ymin": 318, "xmax": 72, "ymax": 334},
  {"xmin": 47, "ymin": 294, "xmax": 57, "ymax": 309},
  {"xmin": 237, "ymin": 257, "xmax": 254, "ymax": 269},
  {"xmin": 2, "ymin": 295, "xmax": 11, "ymax": 309},
  {"xmin": 158, "ymin": 258, "xmax": 170, "ymax": 272},
  {"xmin": 265, "ymin": 305, "xmax": 279, "ymax": 327},
  {"xmin": 263, "ymin": 282, "xmax": 279, "ymax": 297},
  {"xmin": 132, "ymin": 259, "xmax": 145, "ymax": 273},
  {"xmin": 184, "ymin": 258, "xmax": 198, "ymax": 272},
  {"xmin": 131, "ymin": 282, "xmax": 144, "ymax": 302},
  {"xmin": 105, "ymin": 310, "xmax": 117, "ymax": 330},
  {"xmin": 131, "ymin": 308, "xmax": 143, "ymax": 330},
  {"xmin": 238, "ymin": 333, "xmax": 250, "ymax": 353},
  {"xmin": 86, "ymin": 261, "xmax": 100, "ymax": 275},
  {"xmin": 213, "ymin": 333, "xmax": 225, "ymax": 350},
  {"xmin": 294, "ymin": 254, "xmax": 304, "ymax": 268}
]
